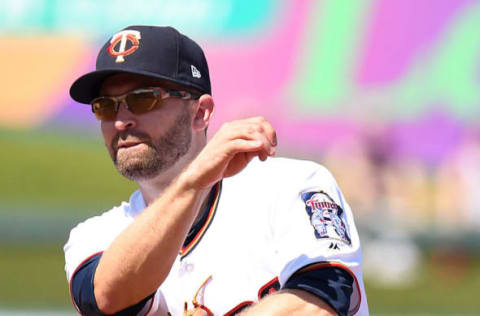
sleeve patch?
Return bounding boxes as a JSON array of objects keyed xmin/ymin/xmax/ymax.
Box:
[{"xmin": 301, "ymin": 191, "xmax": 351, "ymax": 245}]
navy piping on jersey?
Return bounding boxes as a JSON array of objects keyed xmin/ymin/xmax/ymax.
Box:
[
  {"xmin": 71, "ymin": 253, "xmax": 154, "ymax": 315},
  {"xmin": 182, "ymin": 183, "xmax": 218, "ymax": 246},
  {"xmin": 283, "ymin": 264, "xmax": 354, "ymax": 316},
  {"xmin": 180, "ymin": 181, "xmax": 222, "ymax": 259}
]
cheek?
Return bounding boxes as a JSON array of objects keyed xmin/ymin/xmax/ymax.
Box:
[
  {"xmin": 100, "ymin": 122, "xmax": 115, "ymax": 149},
  {"xmin": 141, "ymin": 111, "xmax": 172, "ymax": 135}
]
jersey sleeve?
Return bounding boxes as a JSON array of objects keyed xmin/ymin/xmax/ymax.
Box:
[
  {"xmin": 283, "ymin": 265, "xmax": 355, "ymax": 316},
  {"xmin": 70, "ymin": 253, "xmax": 155, "ymax": 316},
  {"xmin": 270, "ymin": 163, "xmax": 367, "ymax": 315},
  {"xmin": 64, "ymin": 210, "xmax": 128, "ymax": 282},
  {"xmin": 64, "ymin": 206, "xmax": 170, "ymax": 315}
]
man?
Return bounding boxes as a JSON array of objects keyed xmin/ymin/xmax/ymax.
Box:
[{"xmin": 64, "ymin": 25, "xmax": 369, "ymax": 316}]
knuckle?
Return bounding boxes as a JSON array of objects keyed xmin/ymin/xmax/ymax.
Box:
[
  {"xmin": 249, "ymin": 125, "xmax": 262, "ymax": 134},
  {"xmin": 247, "ymin": 126, "xmax": 256, "ymax": 134}
]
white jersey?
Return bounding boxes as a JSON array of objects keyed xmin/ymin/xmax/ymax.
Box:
[{"xmin": 64, "ymin": 157, "xmax": 369, "ymax": 315}]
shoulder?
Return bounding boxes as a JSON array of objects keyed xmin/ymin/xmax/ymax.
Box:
[
  {"xmin": 245, "ymin": 156, "xmax": 323, "ymax": 172},
  {"xmin": 67, "ymin": 190, "xmax": 143, "ymax": 237},
  {"xmin": 69, "ymin": 204, "xmax": 129, "ymax": 237},
  {"xmin": 238, "ymin": 157, "xmax": 339, "ymax": 194},
  {"xmin": 64, "ymin": 191, "xmax": 142, "ymax": 280}
]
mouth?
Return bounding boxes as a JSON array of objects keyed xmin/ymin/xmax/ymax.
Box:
[
  {"xmin": 113, "ymin": 131, "xmax": 152, "ymax": 154},
  {"xmin": 116, "ymin": 140, "xmax": 147, "ymax": 151}
]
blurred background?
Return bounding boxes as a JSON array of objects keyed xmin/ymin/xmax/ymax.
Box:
[{"xmin": 0, "ymin": 0, "xmax": 479, "ymax": 315}]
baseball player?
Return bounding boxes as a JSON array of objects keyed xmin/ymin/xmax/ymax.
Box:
[{"xmin": 64, "ymin": 25, "xmax": 369, "ymax": 316}]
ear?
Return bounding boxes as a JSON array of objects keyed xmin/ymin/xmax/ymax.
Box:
[{"xmin": 192, "ymin": 94, "xmax": 214, "ymax": 132}]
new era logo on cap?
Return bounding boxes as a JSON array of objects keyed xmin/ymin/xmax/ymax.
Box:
[{"xmin": 191, "ymin": 65, "xmax": 201, "ymax": 78}]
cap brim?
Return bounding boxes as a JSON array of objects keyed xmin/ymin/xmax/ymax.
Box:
[{"xmin": 70, "ymin": 69, "xmax": 206, "ymax": 104}]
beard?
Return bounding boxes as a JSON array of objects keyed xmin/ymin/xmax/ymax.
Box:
[{"xmin": 111, "ymin": 108, "xmax": 192, "ymax": 181}]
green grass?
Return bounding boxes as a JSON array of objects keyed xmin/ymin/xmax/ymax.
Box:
[
  {"xmin": 0, "ymin": 244, "xmax": 71, "ymax": 309},
  {"xmin": 0, "ymin": 129, "xmax": 137, "ymax": 215},
  {"xmin": 366, "ymin": 253, "xmax": 480, "ymax": 314}
]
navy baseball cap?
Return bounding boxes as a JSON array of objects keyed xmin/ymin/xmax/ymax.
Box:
[{"xmin": 70, "ymin": 25, "xmax": 211, "ymax": 104}]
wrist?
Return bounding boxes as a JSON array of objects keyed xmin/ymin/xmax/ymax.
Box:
[
  {"xmin": 174, "ymin": 167, "xmax": 212, "ymax": 202},
  {"xmin": 177, "ymin": 159, "xmax": 215, "ymax": 191}
]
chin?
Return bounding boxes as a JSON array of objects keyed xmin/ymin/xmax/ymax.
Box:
[
  {"xmin": 117, "ymin": 163, "xmax": 163, "ymax": 181},
  {"xmin": 114, "ymin": 152, "xmax": 162, "ymax": 181}
]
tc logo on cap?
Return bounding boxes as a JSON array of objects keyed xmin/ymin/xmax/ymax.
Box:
[{"xmin": 107, "ymin": 30, "xmax": 141, "ymax": 63}]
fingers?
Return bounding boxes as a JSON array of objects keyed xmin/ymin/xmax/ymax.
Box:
[
  {"xmin": 226, "ymin": 139, "xmax": 263, "ymax": 154},
  {"xmin": 252, "ymin": 116, "xmax": 277, "ymax": 147},
  {"xmin": 244, "ymin": 116, "xmax": 277, "ymax": 159},
  {"xmin": 216, "ymin": 116, "xmax": 277, "ymax": 159},
  {"xmin": 183, "ymin": 117, "xmax": 277, "ymax": 189}
]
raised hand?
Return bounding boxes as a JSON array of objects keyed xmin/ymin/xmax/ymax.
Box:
[{"xmin": 182, "ymin": 116, "xmax": 277, "ymax": 190}]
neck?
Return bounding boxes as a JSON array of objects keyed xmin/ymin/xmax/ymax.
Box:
[
  {"xmin": 137, "ymin": 166, "xmax": 213, "ymax": 226},
  {"xmin": 136, "ymin": 177, "xmax": 172, "ymax": 206},
  {"xmin": 136, "ymin": 139, "xmax": 205, "ymax": 206}
]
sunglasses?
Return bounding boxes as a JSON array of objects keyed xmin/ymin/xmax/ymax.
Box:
[{"xmin": 90, "ymin": 87, "xmax": 199, "ymax": 121}]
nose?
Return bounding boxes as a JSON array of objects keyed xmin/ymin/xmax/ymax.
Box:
[{"xmin": 114, "ymin": 103, "xmax": 136, "ymax": 130}]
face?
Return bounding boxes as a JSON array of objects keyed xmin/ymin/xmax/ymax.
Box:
[{"xmin": 99, "ymin": 73, "xmax": 194, "ymax": 181}]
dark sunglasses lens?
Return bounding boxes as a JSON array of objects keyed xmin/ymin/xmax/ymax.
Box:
[
  {"xmin": 91, "ymin": 98, "xmax": 116, "ymax": 121},
  {"xmin": 126, "ymin": 91, "xmax": 159, "ymax": 114}
]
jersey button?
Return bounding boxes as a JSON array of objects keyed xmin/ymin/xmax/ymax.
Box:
[
  {"xmin": 178, "ymin": 261, "xmax": 194, "ymax": 276},
  {"xmin": 186, "ymin": 263, "xmax": 194, "ymax": 272}
]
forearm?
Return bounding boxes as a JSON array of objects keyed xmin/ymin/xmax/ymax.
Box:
[
  {"xmin": 94, "ymin": 174, "xmax": 209, "ymax": 314},
  {"xmin": 241, "ymin": 290, "xmax": 338, "ymax": 316}
]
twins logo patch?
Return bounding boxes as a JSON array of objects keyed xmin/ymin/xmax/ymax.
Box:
[{"xmin": 301, "ymin": 191, "xmax": 351, "ymax": 245}]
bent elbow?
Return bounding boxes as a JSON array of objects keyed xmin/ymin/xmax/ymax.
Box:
[{"xmin": 94, "ymin": 286, "xmax": 122, "ymax": 315}]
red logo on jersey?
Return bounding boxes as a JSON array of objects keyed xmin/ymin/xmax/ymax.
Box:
[
  {"xmin": 107, "ymin": 30, "xmax": 141, "ymax": 63},
  {"xmin": 225, "ymin": 277, "xmax": 280, "ymax": 315},
  {"xmin": 306, "ymin": 199, "xmax": 338, "ymax": 211},
  {"xmin": 184, "ymin": 276, "xmax": 213, "ymax": 316}
]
